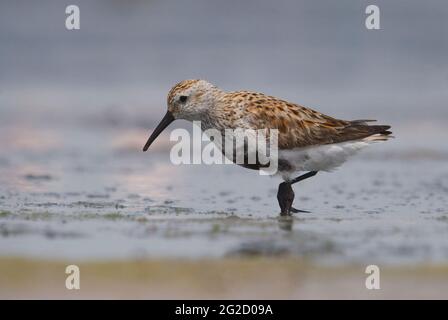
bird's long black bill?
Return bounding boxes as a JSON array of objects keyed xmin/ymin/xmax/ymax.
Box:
[{"xmin": 142, "ymin": 111, "xmax": 175, "ymax": 151}]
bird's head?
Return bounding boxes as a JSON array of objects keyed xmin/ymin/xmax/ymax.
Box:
[{"xmin": 143, "ymin": 79, "xmax": 220, "ymax": 151}]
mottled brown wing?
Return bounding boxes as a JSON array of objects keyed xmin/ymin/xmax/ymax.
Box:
[{"xmin": 242, "ymin": 93, "xmax": 391, "ymax": 149}]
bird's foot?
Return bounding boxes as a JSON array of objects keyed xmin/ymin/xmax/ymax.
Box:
[
  {"xmin": 277, "ymin": 182, "xmax": 311, "ymax": 215},
  {"xmin": 290, "ymin": 207, "xmax": 311, "ymax": 214}
]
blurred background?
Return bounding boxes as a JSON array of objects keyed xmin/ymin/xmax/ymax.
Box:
[
  {"xmin": 2, "ymin": 0, "xmax": 447, "ymax": 127},
  {"xmin": 0, "ymin": 0, "xmax": 447, "ymax": 299}
]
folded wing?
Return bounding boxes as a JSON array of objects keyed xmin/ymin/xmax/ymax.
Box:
[{"xmin": 242, "ymin": 93, "xmax": 392, "ymax": 149}]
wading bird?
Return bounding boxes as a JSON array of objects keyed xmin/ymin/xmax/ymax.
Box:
[{"xmin": 143, "ymin": 80, "xmax": 392, "ymax": 215}]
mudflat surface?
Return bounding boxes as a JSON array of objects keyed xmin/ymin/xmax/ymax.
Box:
[
  {"xmin": 1, "ymin": 122, "xmax": 448, "ymax": 266},
  {"xmin": 1, "ymin": 121, "xmax": 448, "ymax": 298}
]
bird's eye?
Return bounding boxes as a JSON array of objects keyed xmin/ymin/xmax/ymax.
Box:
[{"xmin": 179, "ymin": 95, "xmax": 188, "ymax": 103}]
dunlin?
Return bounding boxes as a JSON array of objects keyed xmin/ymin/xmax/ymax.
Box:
[{"xmin": 143, "ymin": 80, "xmax": 392, "ymax": 215}]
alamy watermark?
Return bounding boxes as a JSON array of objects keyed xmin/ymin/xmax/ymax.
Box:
[
  {"xmin": 65, "ymin": 5, "xmax": 80, "ymax": 30},
  {"xmin": 365, "ymin": 5, "xmax": 380, "ymax": 30},
  {"xmin": 168, "ymin": 121, "xmax": 279, "ymax": 175},
  {"xmin": 65, "ymin": 264, "xmax": 80, "ymax": 290},
  {"xmin": 365, "ymin": 265, "xmax": 381, "ymax": 290}
]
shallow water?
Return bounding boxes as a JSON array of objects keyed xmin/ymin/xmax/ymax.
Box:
[{"xmin": 1, "ymin": 121, "xmax": 448, "ymax": 266}]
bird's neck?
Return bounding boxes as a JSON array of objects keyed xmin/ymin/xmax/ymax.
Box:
[{"xmin": 198, "ymin": 89, "xmax": 228, "ymax": 131}]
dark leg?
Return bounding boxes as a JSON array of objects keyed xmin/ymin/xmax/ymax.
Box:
[
  {"xmin": 277, "ymin": 171, "xmax": 318, "ymax": 215},
  {"xmin": 290, "ymin": 171, "xmax": 318, "ymax": 185},
  {"xmin": 277, "ymin": 182, "xmax": 294, "ymax": 216}
]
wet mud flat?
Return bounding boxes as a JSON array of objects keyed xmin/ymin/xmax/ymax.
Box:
[
  {"xmin": 1, "ymin": 141, "xmax": 448, "ymax": 264},
  {"xmin": 1, "ymin": 125, "xmax": 448, "ymax": 298}
]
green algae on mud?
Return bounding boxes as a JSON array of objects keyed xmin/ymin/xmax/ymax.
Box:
[{"xmin": 0, "ymin": 211, "xmax": 11, "ymax": 218}]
